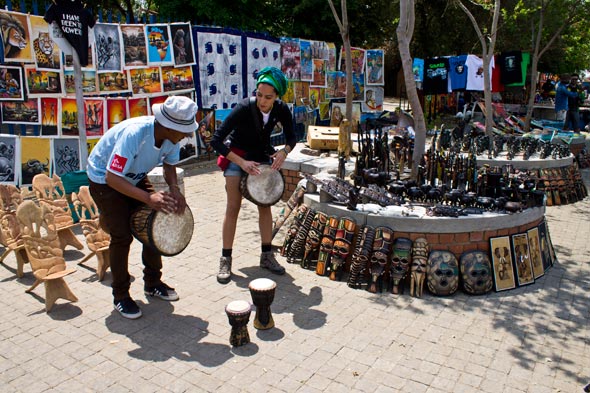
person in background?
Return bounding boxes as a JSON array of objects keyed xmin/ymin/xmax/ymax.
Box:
[
  {"xmin": 210, "ymin": 67, "xmax": 296, "ymax": 284},
  {"xmin": 564, "ymin": 74, "xmax": 583, "ymax": 132},
  {"xmin": 554, "ymin": 74, "xmax": 578, "ymax": 129},
  {"xmin": 87, "ymin": 95, "xmax": 197, "ymax": 319}
]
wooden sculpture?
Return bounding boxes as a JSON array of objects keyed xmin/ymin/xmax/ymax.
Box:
[
  {"xmin": 0, "ymin": 184, "xmax": 28, "ymax": 277},
  {"xmin": 71, "ymin": 186, "xmax": 110, "ymax": 281},
  {"xmin": 31, "ymin": 173, "xmax": 84, "ymax": 251},
  {"xmin": 16, "ymin": 200, "xmax": 78, "ymax": 312}
]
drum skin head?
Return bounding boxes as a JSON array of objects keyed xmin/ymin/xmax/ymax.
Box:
[
  {"xmin": 241, "ymin": 165, "xmax": 285, "ymax": 207},
  {"xmin": 225, "ymin": 300, "xmax": 252, "ymax": 314},
  {"xmin": 248, "ymin": 278, "xmax": 277, "ymax": 291}
]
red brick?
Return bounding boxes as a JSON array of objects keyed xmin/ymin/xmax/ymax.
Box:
[
  {"xmin": 409, "ymin": 233, "xmax": 423, "ymax": 241},
  {"xmin": 477, "ymin": 241, "xmax": 490, "ymax": 252},
  {"xmin": 470, "ymin": 231, "xmax": 484, "ymax": 242},
  {"xmin": 394, "ymin": 232, "xmax": 410, "ymax": 240},
  {"xmin": 484, "ymin": 230, "xmax": 498, "ymax": 240},
  {"xmin": 439, "ymin": 233, "xmax": 454, "ymax": 244},
  {"xmin": 449, "ymin": 244, "xmax": 464, "ymax": 255},
  {"xmin": 463, "ymin": 243, "xmax": 479, "ymax": 252},
  {"xmin": 425, "ymin": 233, "xmax": 439, "ymax": 244},
  {"xmin": 497, "ymin": 228, "xmax": 510, "ymax": 236},
  {"xmin": 455, "ymin": 232, "xmax": 470, "ymax": 243}
]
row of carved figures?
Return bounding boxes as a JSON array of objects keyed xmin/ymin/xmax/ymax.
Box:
[
  {"xmin": 0, "ymin": 174, "xmax": 110, "ymax": 312},
  {"xmin": 280, "ymin": 203, "xmax": 495, "ymax": 297}
]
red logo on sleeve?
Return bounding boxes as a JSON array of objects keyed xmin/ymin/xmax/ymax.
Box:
[{"xmin": 109, "ymin": 154, "xmax": 127, "ymax": 173}]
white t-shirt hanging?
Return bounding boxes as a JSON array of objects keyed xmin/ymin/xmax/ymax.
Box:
[{"xmin": 465, "ymin": 55, "xmax": 494, "ymax": 91}]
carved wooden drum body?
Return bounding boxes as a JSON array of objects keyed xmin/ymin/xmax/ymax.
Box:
[
  {"xmin": 130, "ymin": 206, "xmax": 194, "ymax": 256},
  {"xmin": 225, "ymin": 300, "xmax": 252, "ymax": 347},
  {"xmin": 248, "ymin": 278, "xmax": 277, "ymax": 330},
  {"xmin": 240, "ymin": 164, "xmax": 285, "ymax": 207}
]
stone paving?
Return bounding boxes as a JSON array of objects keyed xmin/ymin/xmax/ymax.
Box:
[{"xmin": 0, "ymin": 163, "xmax": 588, "ymax": 393}]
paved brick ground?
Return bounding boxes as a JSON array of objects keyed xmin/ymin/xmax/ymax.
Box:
[{"xmin": 0, "ymin": 163, "xmax": 588, "ymax": 393}]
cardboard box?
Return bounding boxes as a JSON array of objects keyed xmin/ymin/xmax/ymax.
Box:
[{"xmin": 306, "ymin": 125, "xmax": 340, "ymax": 150}]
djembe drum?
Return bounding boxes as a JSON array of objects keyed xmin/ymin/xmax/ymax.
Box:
[
  {"xmin": 248, "ymin": 278, "xmax": 276, "ymax": 330},
  {"xmin": 224, "ymin": 300, "xmax": 252, "ymax": 347},
  {"xmin": 240, "ymin": 164, "xmax": 285, "ymax": 207}
]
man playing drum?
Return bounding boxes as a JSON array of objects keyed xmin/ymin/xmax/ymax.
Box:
[
  {"xmin": 87, "ymin": 95, "xmax": 197, "ymax": 319},
  {"xmin": 210, "ymin": 67, "xmax": 297, "ymax": 284}
]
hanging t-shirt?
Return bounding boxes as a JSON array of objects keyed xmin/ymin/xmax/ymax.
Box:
[
  {"xmin": 412, "ymin": 58, "xmax": 424, "ymax": 82},
  {"xmin": 491, "ymin": 54, "xmax": 504, "ymax": 92},
  {"xmin": 44, "ymin": 0, "xmax": 96, "ymax": 66},
  {"xmin": 465, "ymin": 55, "xmax": 494, "ymax": 91},
  {"xmin": 449, "ymin": 55, "xmax": 468, "ymax": 90},
  {"xmin": 499, "ymin": 50, "xmax": 522, "ymax": 85},
  {"xmin": 423, "ymin": 57, "xmax": 450, "ymax": 95},
  {"xmin": 506, "ymin": 52, "xmax": 530, "ymax": 87}
]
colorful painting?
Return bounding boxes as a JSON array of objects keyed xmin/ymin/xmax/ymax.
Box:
[
  {"xmin": 40, "ymin": 97, "xmax": 59, "ymax": 136},
  {"xmin": 352, "ymin": 72, "xmax": 365, "ymax": 101},
  {"xmin": 512, "ymin": 233, "xmax": 534, "ymax": 287},
  {"xmin": 170, "ymin": 23, "xmax": 195, "ymax": 67},
  {"xmin": 327, "ymin": 42, "xmax": 337, "ymax": 71},
  {"xmin": 64, "ymin": 69, "xmax": 97, "ymax": 95},
  {"xmin": 20, "ymin": 136, "xmax": 50, "ymax": 185},
  {"xmin": 312, "ymin": 59, "xmax": 327, "ymax": 87},
  {"xmin": 326, "ymin": 70, "xmax": 346, "ymax": 99},
  {"xmin": 311, "ymin": 40, "xmax": 329, "ymax": 60},
  {"xmin": 98, "ymin": 71, "xmax": 130, "ymax": 94},
  {"xmin": 527, "ymin": 227, "xmax": 544, "ymax": 279},
  {"xmin": 339, "ymin": 47, "xmax": 366, "ymax": 75},
  {"xmin": 245, "ymin": 35, "xmax": 281, "ymax": 96},
  {"xmin": 300, "ymin": 40, "xmax": 313, "ymax": 82},
  {"xmin": 538, "ymin": 220, "xmax": 555, "ymax": 270},
  {"xmin": 0, "ymin": 135, "xmax": 17, "ymax": 184},
  {"xmin": 489, "ymin": 236, "xmax": 516, "ymax": 292},
  {"xmin": 129, "ymin": 67, "xmax": 162, "ymax": 96},
  {"xmin": 0, "ymin": 65, "xmax": 24, "ymax": 101},
  {"xmin": 1, "ymin": 98, "xmax": 40, "ymax": 125},
  {"xmin": 148, "ymin": 95, "xmax": 168, "ymax": 115},
  {"xmin": 145, "ymin": 24, "xmax": 172, "ymax": 65},
  {"xmin": 106, "ymin": 98, "xmax": 128, "ymax": 129},
  {"xmin": 214, "ymin": 108, "xmax": 231, "ymax": 130},
  {"xmin": 83, "ymin": 98, "xmax": 105, "ymax": 136},
  {"xmin": 121, "ymin": 24, "xmax": 148, "ymax": 69},
  {"xmin": 128, "ymin": 97, "xmax": 149, "ymax": 118},
  {"xmin": 86, "ymin": 137, "xmax": 100, "ymax": 156},
  {"xmin": 24, "ymin": 66, "xmax": 63, "ymax": 97},
  {"xmin": 94, "ymin": 23, "xmax": 124, "ymax": 72},
  {"xmin": 29, "ymin": 15, "xmax": 60, "ymax": 71},
  {"xmin": 196, "ymin": 108, "xmax": 215, "ymax": 155},
  {"xmin": 280, "ymin": 37, "xmax": 301, "ymax": 81},
  {"xmin": 366, "ymin": 49, "xmax": 384, "ymax": 85},
  {"xmin": 319, "ymin": 102, "xmax": 330, "ymax": 121},
  {"xmin": 64, "ymin": 46, "xmax": 94, "ymax": 69},
  {"xmin": 282, "ymin": 81, "xmax": 295, "ymax": 104},
  {"xmin": 309, "ymin": 87, "xmax": 321, "ymax": 110},
  {"xmin": 52, "ymin": 138, "xmax": 80, "ymax": 176},
  {"xmin": 161, "ymin": 65, "xmax": 194, "ymax": 93},
  {"xmin": 60, "ymin": 97, "xmax": 79, "ymax": 136},
  {"xmin": 293, "ymin": 81, "xmax": 310, "ymax": 105},
  {"xmin": 0, "ymin": 10, "xmax": 34, "ymax": 63},
  {"xmin": 363, "ymin": 86, "xmax": 384, "ymax": 112}
]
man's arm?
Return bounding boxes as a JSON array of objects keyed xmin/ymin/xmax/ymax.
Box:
[{"xmin": 105, "ymin": 171, "xmax": 177, "ymax": 213}]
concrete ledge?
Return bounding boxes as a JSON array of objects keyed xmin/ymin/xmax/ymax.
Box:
[{"xmin": 476, "ymin": 154, "xmax": 573, "ymax": 170}]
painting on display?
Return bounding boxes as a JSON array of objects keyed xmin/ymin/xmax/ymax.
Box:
[
  {"xmin": 196, "ymin": 108, "xmax": 215, "ymax": 155},
  {"xmin": 147, "ymin": 95, "xmax": 168, "ymax": 115},
  {"xmin": 527, "ymin": 227, "xmax": 545, "ymax": 279},
  {"xmin": 20, "ymin": 137, "xmax": 50, "ymax": 185},
  {"xmin": 64, "ymin": 69, "xmax": 97, "ymax": 95},
  {"xmin": 195, "ymin": 29, "xmax": 243, "ymax": 110},
  {"xmin": 129, "ymin": 67, "xmax": 162, "ymax": 96},
  {"xmin": 292, "ymin": 81, "xmax": 309, "ymax": 105},
  {"xmin": 145, "ymin": 24, "xmax": 173, "ymax": 66},
  {"xmin": 98, "ymin": 71, "xmax": 130, "ymax": 94},
  {"xmin": 245, "ymin": 35, "xmax": 280, "ymax": 96},
  {"xmin": 511, "ymin": 232, "xmax": 534, "ymax": 287},
  {"xmin": 60, "ymin": 97, "xmax": 79, "ymax": 136},
  {"xmin": 40, "ymin": 97, "xmax": 59, "ymax": 136},
  {"xmin": 330, "ymin": 101, "xmax": 361, "ymax": 132},
  {"xmin": 309, "ymin": 87, "xmax": 321, "ymax": 110},
  {"xmin": 64, "ymin": 46, "xmax": 94, "ymax": 69},
  {"xmin": 489, "ymin": 236, "xmax": 516, "ymax": 292},
  {"xmin": 29, "ymin": 15, "xmax": 61, "ymax": 71},
  {"xmin": 121, "ymin": 24, "xmax": 148, "ymax": 69},
  {"xmin": 363, "ymin": 86, "xmax": 384, "ymax": 112},
  {"xmin": 537, "ymin": 220, "xmax": 555, "ymax": 271},
  {"xmin": 0, "ymin": 10, "xmax": 34, "ymax": 63},
  {"xmin": 106, "ymin": 98, "xmax": 128, "ymax": 129},
  {"xmin": 326, "ymin": 70, "xmax": 346, "ymax": 99},
  {"xmin": 281, "ymin": 81, "xmax": 295, "ymax": 104},
  {"xmin": 0, "ymin": 135, "xmax": 17, "ymax": 184},
  {"xmin": 94, "ymin": 23, "xmax": 124, "ymax": 72},
  {"xmin": 83, "ymin": 98, "xmax": 105, "ymax": 136},
  {"xmin": 326, "ymin": 42, "xmax": 337, "ymax": 71},
  {"xmin": 86, "ymin": 137, "xmax": 100, "ymax": 157},
  {"xmin": 169, "ymin": 23, "xmax": 195, "ymax": 67},
  {"xmin": 128, "ymin": 97, "xmax": 149, "ymax": 117},
  {"xmin": 299, "ymin": 40, "xmax": 313, "ymax": 82},
  {"xmin": 0, "ymin": 65, "xmax": 24, "ymax": 101},
  {"xmin": 161, "ymin": 65, "xmax": 194, "ymax": 93},
  {"xmin": 311, "ymin": 40, "xmax": 329, "ymax": 60},
  {"xmin": 214, "ymin": 108, "xmax": 231, "ymax": 130},
  {"xmin": 280, "ymin": 37, "xmax": 301, "ymax": 81},
  {"xmin": 1, "ymin": 98, "xmax": 40, "ymax": 125},
  {"xmin": 311, "ymin": 59, "xmax": 327, "ymax": 88},
  {"xmin": 366, "ymin": 49, "xmax": 384, "ymax": 86},
  {"xmin": 339, "ymin": 47, "xmax": 366, "ymax": 75},
  {"xmin": 24, "ymin": 66, "xmax": 63, "ymax": 97},
  {"xmin": 52, "ymin": 138, "xmax": 80, "ymax": 177},
  {"xmin": 318, "ymin": 102, "xmax": 330, "ymax": 121},
  {"xmin": 352, "ymin": 72, "xmax": 365, "ymax": 101}
]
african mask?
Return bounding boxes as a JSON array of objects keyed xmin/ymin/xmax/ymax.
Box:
[
  {"xmin": 426, "ymin": 250, "xmax": 459, "ymax": 296},
  {"xmin": 287, "ymin": 207, "xmax": 316, "ymax": 263},
  {"xmin": 459, "ymin": 251, "xmax": 493, "ymax": 295},
  {"xmin": 302, "ymin": 211, "xmax": 328, "ymax": 269},
  {"xmin": 329, "ymin": 217, "xmax": 356, "ymax": 281},
  {"xmin": 368, "ymin": 226, "xmax": 393, "ymax": 293},
  {"xmin": 390, "ymin": 237, "xmax": 412, "ymax": 294},
  {"xmin": 281, "ymin": 204, "xmax": 309, "ymax": 257},
  {"xmin": 347, "ymin": 225, "xmax": 375, "ymax": 289},
  {"xmin": 410, "ymin": 237, "xmax": 429, "ymax": 298},
  {"xmin": 316, "ymin": 216, "xmax": 339, "ymax": 276}
]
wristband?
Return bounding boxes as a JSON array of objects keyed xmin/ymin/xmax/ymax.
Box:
[
  {"xmin": 280, "ymin": 148, "xmax": 289, "ymax": 157},
  {"xmin": 169, "ymin": 184, "xmax": 180, "ymax": 190}
]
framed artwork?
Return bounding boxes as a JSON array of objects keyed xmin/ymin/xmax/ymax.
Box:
[
  {"xmin": 280, "ymin": 37, "xmax": 301, "ymax": 81},
  {"xmin": 60, "ymin": 97, "xmax": 79, "ymax": 136},
  {"xmin": 365, "ymin": 49, "xmax": 384, "ymax": 85},
  {"xmin": 83, "ymin": 98, "xmax": 105, "ymax": 136},
  {"xmin": 352, "ymin": 72, "xmax": 365, "ymax": 101},
  {"xmin": 161, "ymin": 65, "xmax": 194, "ymax": 93},
  {"xmin": 0, "ymin": 10, "xmax": 34, "ymax": 63},
  {"xmin": 129, "ymin": 67, "xmax": 162, "ymax": 96},
  {"xmin": 98, "ymin": 71, "xmax": 130, "ymax": 94},
  {"xmin": 52, "ymin": 138, "xmax": 80, "ymax": 176},
  {"xmin": 311, "ymin": 59, "xmax": 327, "ymax": 88},
  {"xmin": 86, "ymin": 137, "xmax": 100, "ymax": 157},
  {"xmin": 0, "ymin": 65, "xmax": 24, "ymax": 101},
  {"xmin": 196, "ymin": 108, "xmax": 215, "ymax": 155},
  {"xmin": 20, "ymin": 137, "xmax": 51, "ymax": 186},
  {"xmin": 0, "ymin": 135, "xmax": 17, "ymax": 184},
  {"xmin": 327, "ymin": 42, "xmax": 337, "ymax": 71},
  {"xmin": 330, "ymin": 101, "xmax": 361, "ymax": 132},
  {"xmin": 527, "ymin": 227, "xmax": 544, "ymax": 279},
  {"xmin": 145, "ymin": 24, "xmax": 173, "ymax": 65},
  {"xmin": 511, "ymin": 233, "xmax": 534, "ymax": 286},
  {"xmin": 299, "ymin": 40, "xmax": 313, "ymax": 82},
  {"xmin": 94, "ymin": 23, "xmax": 124, "ymax": 72},
  {"xmin": 363, "ymin": 86, "xmax": 384, "ymax": 112},
  {"xmin": 339, "ymin": 47, "xmax": 365, "ymax": 75},
  {"xmin": 40, "ymin": 97, "xmax": 59, "ymax": 136},
  {"xmin": 169, "ymin": 23, "xmax": 195, "ymax": 67},
  {"xmin": 24, "ymin": 66, "xmax": 63, "ymax": 97},
  {"xmin": 538, "ymin": 220, "xmax": 554, "ymax": 271},
  {"xmin": 128, "ymin": 97, "xmax": 149, "ymax": 118},
  {"xmin": 326, "ymin": 70, "xmax": 346, "ymax": 99},
  {"xmin": 1, "ymin": 99, "xmax": 40, "ymax": 125},
  {"xmin": 64, "ymin": 69, "xmax": 97, "ymax": 95},
  {"xmin": 121, "ymin": 24, "xmax": 148, "ymax": 69},
  {"xmin": 29, "ymin": 15, "xmax": 61, "ymax": 71},
  {"xmin": 106, "ymin": 98, "xmax": 128, "ymax": 129},
  {"xmin": 489, "ymin": 236, "xmax": 516, "ymax": 292},
  {"xmin": 292, "ymin": 81, "xmax": 310, "ymax": 105}
]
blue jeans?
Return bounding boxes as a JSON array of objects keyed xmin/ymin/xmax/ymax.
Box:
[{"xmin": 224, "ymin": 162, "xmax": 244, "ymax": 177}]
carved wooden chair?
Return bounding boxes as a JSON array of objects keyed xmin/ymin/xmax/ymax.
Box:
[
  {"xmin": 16, "ymin": 200, "xmax": 77, "ymax": 312},
  {"xmin": 31, "ymin": 173, "xmax": 84, "ymax": 251},
  {"xmin": 71, "ymin": 186, "xmax": 110, "ymax": 281},
  {"xmin": 0, "ymin": 184, "xmax": 29, "ymax": 277}
]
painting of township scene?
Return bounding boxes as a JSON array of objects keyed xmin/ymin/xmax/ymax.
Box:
[
  {"xmin": 0, "ymin": 65, "xmax": 24, "ymax": 101},
  {"xmin": 129, "ymin": 67, "xmax": 162, "ymax": 95},
  {"xmin": 511, "ymin": 232, "xmax": 534, "ymax": 287},
  {"xmin": 83, "ymin": 98, "xmax": 105, "ymax": 136},
  {"xmin": 40, "ymin": 97, "xmax": 59, "ymax": 136},
  {"xmin": 489, "ymin": 236, "xmax": 516, "ymax": 292},
  {"xmin": 0, "ymin": 136, "xmax": 17, "ymax": 183},
  {"xmin": 161, "ymin": 65, "xmax": 194, "ymax": 93},
  {"xmin": 29, "ymin": 15, "xmax": 61, "ymax": 71},
  {"xmin": 64, "ymin": 69, "xmax": 97, "ymax": 95},
  {"xmin": 1, "ymin": 98, "xmax": 39, "ymax": 124},
  {"xmin": 60, "ymin": 97, "xmax": 79, "ymax": 136},
  {"xmin": 24, "ymin": 66, "xmax": 62, "ymax": 97},
  {"xmin": 121, "ymin": 24, "xmax": 148, "ymax": 68},
  {"xmin": 98, "ymin": 71, "xmax": 130, "ymax": 94},
  {"xmin": 52, "ymin": 138, "xmax": 80, "ymax": 176},
  {"xmin": 0, "ymin": 10, "xmax": 34, "ymax": 63},
  {"xmin": 20, "ymin": 136, "xmax": 50, "ymax": 185}
]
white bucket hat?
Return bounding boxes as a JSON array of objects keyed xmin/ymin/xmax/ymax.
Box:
[{"xmin": 152, "ymin": 96, "xmax": 198, "ymax": 133}]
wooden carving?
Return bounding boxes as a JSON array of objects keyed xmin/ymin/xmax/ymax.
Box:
[{"xmin": 0, "ymin": 184, "xmax": 28, "ymax": 277}]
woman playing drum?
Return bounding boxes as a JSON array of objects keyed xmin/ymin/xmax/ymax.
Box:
[
  {"xmin": 87, "ymin": 96, "xmax": 198, "ymax": 319},
  {"xmin": 210, "ymin": 67, "xmax": 297, "ymax": 284}
]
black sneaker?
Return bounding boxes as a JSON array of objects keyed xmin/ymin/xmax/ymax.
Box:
[
  {"xmin": 144, "ymin": 283, "xmax": 179, "ymax": 301},
  {"xmin": 114, "ymin": 298, "xmax": 142, "ymax": 319}
]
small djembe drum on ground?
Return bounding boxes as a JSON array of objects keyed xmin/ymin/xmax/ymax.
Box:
[
  {"xmin": 225, "ymin": 300, "xmax": 252, "ymax": 347},
  {"xmin": 248, "ymin": 278, "xmax": 277, "ymax": 330}
]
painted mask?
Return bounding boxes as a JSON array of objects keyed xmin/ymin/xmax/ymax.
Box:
[
  {"xmin": 459, "ymin": 251, "xmax": 493, "ymax": 295},
  {"xmin": 390, "ymin": 237, "xmax": 412, "ymax": 294},
  {"xmin": 426, "ymin": 250, "xmax": 459, "ymax": 296},
  {"xmin": 368, "ymin": 226, "xmax": 393, "ymax": 293},
  {"xmin": 410, "ymin": 237, "xmax": 429, "ymax": 298}
]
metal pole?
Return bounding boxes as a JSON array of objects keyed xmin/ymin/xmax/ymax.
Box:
[{"xmin": 72, "ymin": 50, "xmax": 88, "ymax": 170}]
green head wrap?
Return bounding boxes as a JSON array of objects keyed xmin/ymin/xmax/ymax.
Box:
[{"xmin": 256, "ymin": 66, "xmax": 288, "ymax": 97}]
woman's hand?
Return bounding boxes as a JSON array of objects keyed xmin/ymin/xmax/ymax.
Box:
[{"xmin": 270, "ymin": 149, "xmax": 288, "ymax": 170}]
